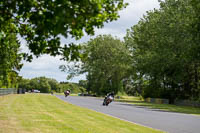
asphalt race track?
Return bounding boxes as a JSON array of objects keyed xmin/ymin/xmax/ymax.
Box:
[{"xmin": 56, "ymin": 95, "xmax": 200, "ymax": 133}]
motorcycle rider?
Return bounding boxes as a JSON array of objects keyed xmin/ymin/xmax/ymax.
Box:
[
  {"xmin": 103, "ymin": 91, "xmax": 115, "ymax": 105},
  {"xmin": 64, "ymin": 89, "xmax": 71, "ymax": 97},
  {"xmin": 106, "ymin": 91, "xmax": 115, "ymax": 99}
]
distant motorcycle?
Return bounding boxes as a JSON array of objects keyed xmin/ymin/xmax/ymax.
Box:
[
  {"xmin": 103, "ymin": 95, "xmax": 114, "ymax": 106},
  {"xmin": 64, "ymin": 90, "xmax": 70, "ymax": 97}
]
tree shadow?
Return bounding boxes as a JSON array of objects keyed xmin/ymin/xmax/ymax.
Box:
[
  {"xmin": 116, "ymin": 100, "xmax": 145, "ymax": 104},
  {"xmin": 117, "ymin": 101, "xmax": 200, "ymax": 115},
  {"xmin": 117, "ymin": 103, "xmax": 179, "ymax": 113}
]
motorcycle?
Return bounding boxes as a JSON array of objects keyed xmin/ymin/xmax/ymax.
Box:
[
  {"xmin": 103, "ymin": 95, "xmax": 114, "ymax": 106},
  {"xmin": 64, "ymin": 90, "xmax": 70, "ymax": 97}
]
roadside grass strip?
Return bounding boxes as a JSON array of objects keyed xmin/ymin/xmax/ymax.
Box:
[
  {"xmin": 0, "ymin": 94, "xmax": 163, "ymax": 133},
  {"xmin": 115, "ymin": 96, "xmax": 200, "ymax": 116}
]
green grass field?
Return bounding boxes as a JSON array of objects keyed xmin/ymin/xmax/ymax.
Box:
[
  {"xmin": 0, "ymin": 94, "xmax": 163, "ymax": 133},
  {"xmin": 115, "ymin": 96, "xmax": 200, "ymax": 116}
]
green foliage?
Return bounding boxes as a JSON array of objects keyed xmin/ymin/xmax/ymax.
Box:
[
  {"xmin": 18, "ymin": 78, "xmax": 31, "ymax": 90},
  {"xmin": 78, "ymin": 80, "xmax": 88, "ymax": 89},
  {"xmin": 0, "ymin": 0, "xmax": 127, "ymax": 60},
  {"xmin": 18, "ymin": 77, "xmax": 85, "ymax": 93},
  {"xmin": 37, "ymin": 77, "xmax": 51, "ymax": 93},
  {"xmin": 23, "ymin": 77, "xmax": 51, "ymax": 93},
  {"xmin": 0, "ymin": 26, "xmax": 23, "ymax": 88},
  {"xmin": 0, "ymin": 0, "xmax": 127, "ymax": 89},
  {"xmin": 124, "ymin": 0, "xmax": 200, "ymax": 102},
  {"xmin": 66, "ymin": 35, "xmax": 132, "ymax": 95},
  {"xmin": 47, "ymin": 78, "xmax": 60, "ymax": 92},
  {"xmin": 60, "ymin": 82, "xmax": 86, "ymax": 93}
]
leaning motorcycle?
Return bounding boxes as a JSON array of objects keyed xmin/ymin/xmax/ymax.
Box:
[
  {"xmin": 64, "ymin": 91, "xmax": 70, "ymax": 97},
  {"xmin": 103, "ymin": 95, "xmax": 114, "ymax": 106}
]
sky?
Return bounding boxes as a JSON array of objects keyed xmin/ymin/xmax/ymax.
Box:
[{"xmin": 19, "ymin": 0, "xmax": 160, "ymax": 83}]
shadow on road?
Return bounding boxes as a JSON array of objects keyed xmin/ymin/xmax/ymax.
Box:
[{"xmin": 117, "ymin": 102, "xmax": 197, "ymax": 115}]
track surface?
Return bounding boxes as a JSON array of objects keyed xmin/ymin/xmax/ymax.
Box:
[{"xmin": 56, "ymin": 95, "xmax": 200, "ymax": 133}]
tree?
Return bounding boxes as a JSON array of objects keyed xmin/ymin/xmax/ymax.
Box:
[
  {"xmin": 78, "ymin": 80, "xmax": 88, "ymax": 92},
  {"xmin": 29, "ymin": 77, "xmax": 51, "ymax": 93},
  {"xmin": 59, "ymin": 82, "xmax": 85, "ymax": 93},
  {"xmin": 18, "ymin": 78, "xmax": 31, "ymax": 90},
  {"xmin": 124, "ymin": 0, "xmax": 200, "ymax": 102},
  {"xmin": 0, "ymin": 29, "xmax": 23, "ymax": 88},
  {"xmin": 0, "ymin": 0, "xmax": 127, "ymax": 60},
  {"xmin": 19, "ymin": 77, "xmax": 58, "ymax": 92},
  {"xmin": 65, "ymin": 35, "xmax": 131, "ymax": 95},
  {"xmin": 47, "ymin": 78, "xmax": 60, "ymax": 92}
]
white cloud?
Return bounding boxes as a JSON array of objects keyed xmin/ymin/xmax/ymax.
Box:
[
  {"xmin": 92, "ymin": 0, "xmax": 160, "ymax": 39},
  {"xmin": 22, "ymin": 55, "xmax": 64, "ymax": 70},
  {"xmin": 19, "ymin": 0, "xmax": 160, "ymax": 82},
  {"xmin": 19, "ymin": 55, "xmax": 67, "ymax": 81}
]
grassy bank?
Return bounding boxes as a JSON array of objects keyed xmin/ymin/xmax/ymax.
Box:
[
  {"xmin": 115, "ymin": 96, "xmax": 200, "ymax": 116},
  {"xmin": 0, "ymin": 94, "xmax": 163, "ymax": 133}
]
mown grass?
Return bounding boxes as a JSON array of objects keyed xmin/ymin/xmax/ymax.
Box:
[
  {"xmin": 115, "ymin": 96, "xmax": 200, "ymax": 116},
  {"xmin": 0, "ymin": 94, "xmax": 163, "ymax": 133}
]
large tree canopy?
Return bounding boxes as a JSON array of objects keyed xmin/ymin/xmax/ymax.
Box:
[
  {"xmin": 124, "ymin": 0, "xmax": 200, "ymax": 102},
  {"xmin": 0, "ymin": 0, "xmax": 127, "ymax": 60},
  {"xmin": 62, "ymin": 35, "xmax": 132, "ymax": 95}
]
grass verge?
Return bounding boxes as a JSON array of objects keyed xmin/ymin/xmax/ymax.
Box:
[
  {"xmin": 115, "ymin": 96, "xmax": 200, "ymax": 116},
  {"xmin": 0, "ymin": 94, "xmax": 163, "ymax": 133}
]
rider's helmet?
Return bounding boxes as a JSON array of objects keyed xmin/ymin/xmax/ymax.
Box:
[{"xmin": 66, "ymin": 90, "xmax": 70, "ymax": 94}]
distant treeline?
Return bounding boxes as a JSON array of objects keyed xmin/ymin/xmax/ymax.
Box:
[{"xmin": 18, "ymin": 77, "xmax": 86, "ymax": 93}]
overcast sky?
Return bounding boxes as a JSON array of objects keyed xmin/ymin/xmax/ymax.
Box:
[{"xmin": 19, "ymin": 0, "xmax": 160, "ymax": 83}]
